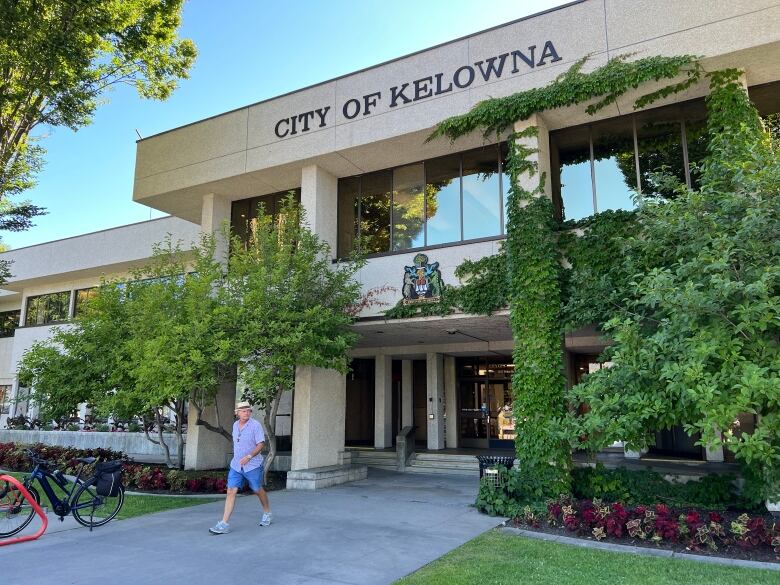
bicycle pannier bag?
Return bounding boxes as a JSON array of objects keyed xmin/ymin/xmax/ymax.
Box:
[{"xmin": 95, "ymin": 461, "xmax": 123, "ymax": 497}]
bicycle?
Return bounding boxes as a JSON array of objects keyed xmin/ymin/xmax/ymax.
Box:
[{"xmin": 0, "ymin": 449, "xmax": 125, "ymax": 538}]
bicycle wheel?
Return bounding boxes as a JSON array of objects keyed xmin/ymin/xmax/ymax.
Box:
[
  {"xmin": 71, "ymin": 479, "xmax": 124, "ymax": 528},
  {"xmin": 0, "ymin": 481, "xmax": 40, "ymax": 538}
]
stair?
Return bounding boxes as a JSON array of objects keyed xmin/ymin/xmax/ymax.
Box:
[
  {"xmin": 406, "ymin": 453, "xmax": 480, "ymax": 476},
  {"xmin": 347, "ymin": 448, "xmax": 397, "ymax": 471}
]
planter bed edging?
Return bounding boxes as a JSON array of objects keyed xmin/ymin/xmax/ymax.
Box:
[{"xmin": 500, "ymin": 526, "xmax": 780, "ymax": 571}]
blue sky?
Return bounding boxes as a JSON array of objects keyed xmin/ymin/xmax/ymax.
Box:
[{"xmin": 7, "ymin": 0, "xmax": 569, "ymax": 249}]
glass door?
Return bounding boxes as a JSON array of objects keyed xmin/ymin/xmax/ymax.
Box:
[
  {"xmin": 488, "ymin": 381, "xmax": 514, "ymax": 449},
  {"xmin": 458, "ymin": 380, "xmax": 489, "ymax": 448}
]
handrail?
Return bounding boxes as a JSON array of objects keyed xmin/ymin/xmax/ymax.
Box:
[{"xmin": 0, "ymin": 474, "xmax": 48, "ymax": 546}]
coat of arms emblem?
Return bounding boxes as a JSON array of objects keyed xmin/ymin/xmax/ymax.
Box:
[{"xmin": 402, "ymin": 253, "xmax": 443, "ymax": 305}]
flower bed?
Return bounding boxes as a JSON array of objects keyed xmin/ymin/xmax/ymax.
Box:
[
  {"xmin": 0, "ymin": 441, "xmax": 285, "ymax": 494},
  {"xmin": 511, "ymin": 498, "xmax": 779, "ymax": 563}
]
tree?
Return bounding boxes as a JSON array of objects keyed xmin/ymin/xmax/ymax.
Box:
[
  {"xmin": 568, "ymin": 71, "xmax": 780, "ymax": 503},
  {"xmin": 227, "ymin": 197, "xmax": 365, "ymax": 482},
  {"xmin": 0, "ymin": 0, "xmax": 196, "ymax": 242}
]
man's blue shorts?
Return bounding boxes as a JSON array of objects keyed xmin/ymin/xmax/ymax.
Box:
[{"xmin": 227, "ymin": 466, "xmax": 263, "ymax": 492}]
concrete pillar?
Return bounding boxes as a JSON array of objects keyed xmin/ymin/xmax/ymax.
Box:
[
  {"xmin": 426, "ymin": 353, "xmax": 445, "ymax": 450},
  {"xmin": 184, "ymin": 380, "xmax": 236, "ymax": 470},
  {"xmin": 290, "ymin": 365, "xmax": 346, "ymax": 470},
  {"xmin": 301, "ymin": 164, "xmax": 338, "ymax": 254},
  {"xmin": 705, "ymin": 429, "xmax": 725, "ymax": 462},
  {"xmin": 444, "ymin": 356, "xmax": 458, "ymax": 449},
  {"xmin": 374, "ymin": 355, "xmax": 393, "ymax": 449},
  {"xmin": 184, "ymin": 192, "xmax": 235, "ymax": 469},
  {"xmin": 513, "ymin": 113, "xmax": 552, "ymax": 200},
  {"xmin": 401, "ymin": 360, "xmax": 413, "ymax": 428},
  {"xmin": 78, "ymin": 403, "xmax": 89, "ymax": 428},
  {"xmin": 624, "ymin": 446, "xmax": 647, "ymax": 459},
  {"xmin": 201, "ymin": 192, "xmax": 232, "ymax": 264}
]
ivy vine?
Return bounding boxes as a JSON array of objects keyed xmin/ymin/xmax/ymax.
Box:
[{"xmin": 425, "ymin": 54, "xmax": 702, "ymax": 500}]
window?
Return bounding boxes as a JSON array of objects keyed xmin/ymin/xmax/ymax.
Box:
[
  {"xmin": 73, "ymin": 288, "xmax": 97, "ymax": 316},
  {"xmin": 0, "ymin": 310, "xmax": 20, "ymax": 337},
  {"xmin": 24, "ymin": 291, "xmax": 71, "ymax": 326},
  {"xmin": 337, "ymin": 145, "xmax": 505, "ymax": 257},
  {"xmin": 0, "ymin": 385, "xmax": 10, "ymax": 414},
  {"xmin": 551, "ymin": 98, "xmax": 712, "ymax": 221},
  {"xmin": 230, "ymin": 189, "xmax": 302, "ymax": 244}
]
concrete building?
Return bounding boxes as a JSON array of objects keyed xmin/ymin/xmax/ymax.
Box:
[{"xmin": 1, "ymin": 1, "xmax": 778, "ymax": 485}]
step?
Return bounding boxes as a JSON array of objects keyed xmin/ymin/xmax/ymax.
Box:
[
  {"xmin": 409, "ymin": 459, "xmax": 479, "ymax": 470},
  {"xmin": 413, "ymin": 453, "xmax": 484, "ymax": 463},
  {"xmin": 406, "ymin": 465, "xmax": 479, "ymax": 476}
]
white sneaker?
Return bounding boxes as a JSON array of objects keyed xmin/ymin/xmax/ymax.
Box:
[
  {"xmin": 209, "ymin": 520, "xmax": 230, "ymax": 534},
  {"xmin": 260, "ymin": 512, "xmax": 272, "ymax": 527}
]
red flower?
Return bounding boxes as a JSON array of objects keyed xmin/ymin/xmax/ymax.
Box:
[{"xmin": 708, "ymin": 512, "xmax": 723, "ymax": 523}]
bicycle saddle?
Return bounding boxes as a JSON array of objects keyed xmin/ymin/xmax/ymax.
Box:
[{"xmin": 75, "ymin": 457, "xmax": 97, "ymax": 464}]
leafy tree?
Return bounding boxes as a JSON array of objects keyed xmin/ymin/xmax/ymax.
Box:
[
  {"xmin": 228, "ymin": 197, "xmax": 364, "ymax": 481},
  {"xmin": 568, "ymin": 71, "xmax": 780, "ymax": 503},
  {"xmin": 0, "ymin": 0, "xmax": 196, "ymax": 248}
]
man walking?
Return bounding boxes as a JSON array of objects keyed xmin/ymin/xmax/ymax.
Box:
[{"xmin": 209, "ymin": 401, "xmax": 272, "ymax": 534}]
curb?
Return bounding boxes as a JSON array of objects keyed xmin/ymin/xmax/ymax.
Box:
[
  {"xmin": 123, "ymin": 490, "xmax": 226, "ymax": 499},
  {"xmin": 499, "ymin": 526, "xmax": 780, "ymax": 572}
]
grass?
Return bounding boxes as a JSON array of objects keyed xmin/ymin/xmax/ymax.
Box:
[
  {"xmin": 2, "ymin": 471, "xmax": 219, "ymax": 521},
  {"xmin": 394, "ymin": 530, "xmax": 778, "ymax": 585}
]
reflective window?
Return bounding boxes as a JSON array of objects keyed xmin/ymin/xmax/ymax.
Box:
[
  {"xmin": 337, "ymin": 145, "xmax": 505, "ymax": 256},
  {"xmin": 360, "ymin": 171, "xmax": 392, "ymax": 254},
  {"xmin": 636, "ymin": 107, "xmax": 686, "ymax": 198},
  {"xmin": 230, "ymin": 189, "xmax": 301, "ymax": 245},
  {"xmin": 0, "ymin": 310, "xmax": 19, "ymax": 337},
  {"xmin": 554, "ymin": 126, "xmax": 593, "ymax": 220},
  {"xmin": 425, "ymin": 154, "xmax": 461, "ymax": 246},
  {"xmin": 501, "ymin": 143, "xmax": 511, "ymax": 230},
  {"xmin": 25, "ymin": 291, "xmax": 71, "ymax": 326},
  {"xmin": 392, "ymin": 163, "xmax": 425, "ymax": 251},
  {"xmin": 74, "ymin": 288, "xmax": 97, "ymax": 317},
  {"xmin": 462, "ymin": 148, "xmax": 501, "ymax": 240},
  {"xmin": 592, "ymin": 118, "xmax": 638, "ymax": 213},
  {"xmin": 0, "ymin": 384, "xmax": 10, "ymax": 414}
]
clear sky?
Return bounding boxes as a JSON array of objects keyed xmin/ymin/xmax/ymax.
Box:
[{"xmin": 6, "ymin": 0, "xmax": 571, "ymax": 249}]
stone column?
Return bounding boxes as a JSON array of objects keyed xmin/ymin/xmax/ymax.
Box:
[
  {"xmin": 374, "ymin": 355, "xmax": 393, "ymax": 449},
  {"xmin": 290, "ymin": 365, "xmax": 346, "ymax": 470},
  {"xmin": 401, "ymin": 359, "xmax": 413, "ymax": 428},
  {"xmin": 185, "ymin": 193, "xmax": 236, "ymax": 470},
  {"xmin": 426, "ymin": 353, "xmax": 445, "ymax": 450},
  {"xmin": 301, "ymin": 164, "xmax": 338, "ymax": 254},
  {"xmin": 705, "ymin": 428, "xmax": 725, "ymax": 462},
  {"xmin": 444, "ymin": 356, "xmax": 458, "ymax": 449}
]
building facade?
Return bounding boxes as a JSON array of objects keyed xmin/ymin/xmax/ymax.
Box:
[{"xmin": 2, "ymin": 1, "xmax": 778, "ymax": 483}]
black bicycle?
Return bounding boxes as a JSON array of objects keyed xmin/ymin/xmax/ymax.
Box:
[{"xmin": 0, "ymin": 449, "xmax": 125, "ymax": 537}]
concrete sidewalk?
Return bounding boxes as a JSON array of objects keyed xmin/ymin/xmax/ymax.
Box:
[{"xmin": 0, "ymin": 469, "xmax": 500, "ymax": 585}]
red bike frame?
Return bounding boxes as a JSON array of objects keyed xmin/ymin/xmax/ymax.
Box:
[{"xmin": 0, "ymin": 474, "xmax": 48, "ymax": 546}]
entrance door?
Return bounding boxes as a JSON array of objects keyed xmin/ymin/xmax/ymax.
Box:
[{"xmin": 458, "ymin": 379, "xmax": 514, "ymax": 449}]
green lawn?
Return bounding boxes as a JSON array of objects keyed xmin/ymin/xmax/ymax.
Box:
[
  {"xmin": 394, "ymin": 530, "xmax": 778, "ymax": 585},
  {"xmin": 2, "ymin": 471, "xmax": 219, "ymax": 520}
]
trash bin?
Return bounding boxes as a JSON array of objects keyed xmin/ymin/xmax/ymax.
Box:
[{"xmin": 476, "ymin": 455, "xmax": 515, "ymax": 478}]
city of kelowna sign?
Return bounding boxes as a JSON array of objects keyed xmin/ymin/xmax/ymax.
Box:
[{"xmin": 273, "ymin": 40, "xmax": 562, "ymax": 139}]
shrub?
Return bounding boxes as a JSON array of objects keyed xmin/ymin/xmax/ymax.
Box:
[{"xmin": 571, "ymin": 465, "xmax": 747, "ymax": 509}]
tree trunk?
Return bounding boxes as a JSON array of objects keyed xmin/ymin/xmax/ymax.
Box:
[
  {"xmin": 190, "ymin": 393, "xmax": 232, "ymax": 443},
  {"xmin": 175, "ymin": 400, "xmax": 185, "ymax": 470},
  {"xmin": 142, "ymin": 411, "xmax": 174, "ymax": 468},
  {"xmin": 261, "ymin": 385, "xmax": 283, "ymax": 486}
]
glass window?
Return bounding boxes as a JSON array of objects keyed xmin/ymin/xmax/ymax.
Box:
[
  {"xmin": 554, "ymin": 126, "xmax": 593, "ymax": 221},
  {"xmin": 592, "ymin": 118, "xmax": 638, "ymax": 213},
  {"xmin": 681, "ymin": 100, "xmax": 709, "ymax": 192},
  {"xmin": 636, "ymin": 106, "xmax": 686, "ymax": 198},
  {"xmin": 392, "ymin": 163, "xmax": 425, "ymax": 251},
  {"xmin": 337, "ymin": 176, "xmax": 360, "ymax": 257},
  {"xmin": 230, "ymin": 189, "xmax": 301, "ymax": 245},
  {"xmin": 0, "ymin": 310, "xmax": 20, "ymax": 337},
  {"xmin": 360, "ymin": 170, "xmax": 392, "ymax": 254},
  {"xmin": 425, "ymin": 154, "xmax": 461, "ymax": 246},
  {"xmin": 462, "ymin": 147, "xmax": 501, "ymax": 240},
  {"xmin": 25, "ymin": 291, "xmax": 71, "ymax": 326},
  {"xmin": 74, "ymin": 288, "xmax": 97, "ymax": 317}
]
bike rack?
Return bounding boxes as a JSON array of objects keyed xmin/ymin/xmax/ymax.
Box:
[{"xmin": 0, "ymin": 474, "xmax": 48, "ymax": 546}]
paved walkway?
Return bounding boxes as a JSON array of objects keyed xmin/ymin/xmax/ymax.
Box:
[{"xmin": 1, "ymin": 469, "xmax": 500, "ymax": 585}]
